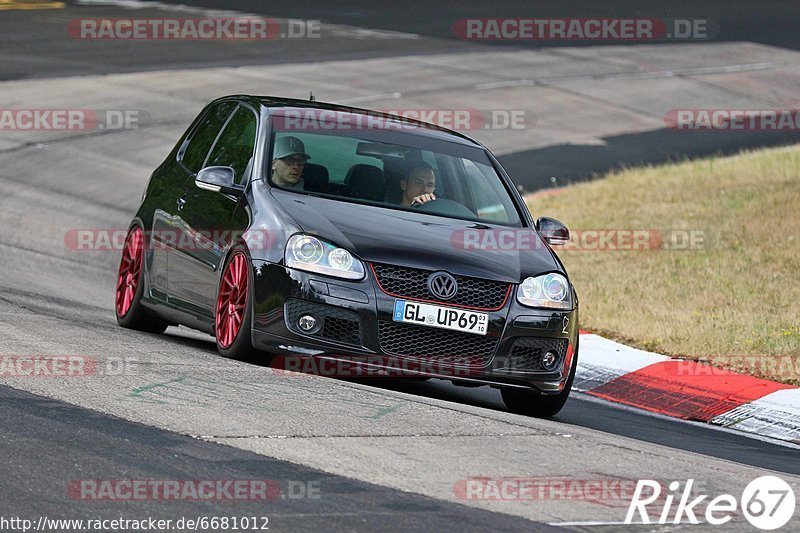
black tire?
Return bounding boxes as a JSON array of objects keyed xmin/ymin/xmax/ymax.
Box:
[
  {"xmin": 215, "ymin": 245, "xmax": 258, "ymax": 362},
  {"xmin": 115, "ymin": 225, "xmax": 170, "ymax": 334},
  {"xmin": 501, "ymin": 337, "xmax": 579, "ymax": 418}
]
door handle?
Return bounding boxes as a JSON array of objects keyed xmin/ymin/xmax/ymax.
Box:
[{"xmin": 177, "ymin": 194, "xmax": 187, "ymax": 211}]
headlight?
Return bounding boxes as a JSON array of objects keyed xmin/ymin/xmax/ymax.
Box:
[
  {"xmin": 517, "ymin": 273, "xmax": 572, "ymax": 310},
  {"xmin": 285, "ymin": 234, "xmax": 365, "ymax": 280}
]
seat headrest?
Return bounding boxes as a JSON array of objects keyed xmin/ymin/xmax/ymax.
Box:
[
  {"xmin": 345, "ymin": 164, "xmax": 384, "ymax": 201},
  {"xmin": 302, "ymin": 163, "xmax": 329, "ymax": 193}
]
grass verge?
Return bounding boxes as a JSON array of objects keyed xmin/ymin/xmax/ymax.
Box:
[{"xmin": 526, "ymin": 144, "xmax": 800, "ymax": 384}]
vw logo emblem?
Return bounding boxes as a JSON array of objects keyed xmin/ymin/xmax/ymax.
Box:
[{"xmin": 427, "ymin": 272, "xmax": 458, "ymax": 300}]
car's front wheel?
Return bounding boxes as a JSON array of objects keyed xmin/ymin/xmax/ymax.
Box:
[
  {"xmin": 501, "ymin": 339, "xmax": 578, "ymax": 418},
  {"xmin": 214, "ymin": 246, "xmax": 257, "ymax": 361},
  {"xmin": 115, "ymin": 225, "xmax": 170, "ymax": 334}
]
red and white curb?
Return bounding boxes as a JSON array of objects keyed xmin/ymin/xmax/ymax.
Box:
[{"xmin": 575, "ymin": 332, "xmax": 800, "ymax": 444}]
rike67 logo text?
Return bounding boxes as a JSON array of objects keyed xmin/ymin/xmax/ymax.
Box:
[{"xmin": 626, "ymin": 477, "xmax": 796, "ymax": 530}]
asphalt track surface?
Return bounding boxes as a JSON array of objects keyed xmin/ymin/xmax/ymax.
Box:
[
  {"xmin": 176, "ymin": 0, "xmax": 800, "ymax": 51},
  {"xmin": 1, "ymin": 1, "xmax": 799, "ymax": 530},
  {"xmin": 7, "ymin": 0, "xmax": 800, "ymax": 80},
  {"xmin": 0, "ymin": 385, "xmax": 554, "ymax": 531},
  {"xmin": 2, "ymin": 1, "xmax": 800, "ymax": 188}
]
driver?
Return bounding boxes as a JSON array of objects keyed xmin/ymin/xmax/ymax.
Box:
[
  {"xmin": 271, "ymin": 136, "xmax": 311, "ymax": 190},
  {"xmin": 400, "ymin": 163, "xmax": 436, "ymax": 206}
]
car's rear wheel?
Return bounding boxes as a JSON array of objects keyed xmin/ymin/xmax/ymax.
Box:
[
  {"xmin": 215, "ymin": 247, "xmax": 257, "ymax": 361},
  {"xmin": 115, "ymin": 225, "xmax": 170, "ymax": 333},
  {"xmin": 501, "ymin": 339, "xmax": 578, "ymax": 418}
]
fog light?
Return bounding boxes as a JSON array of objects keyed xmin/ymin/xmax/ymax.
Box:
[
  {"xmin": 298, "ymin": 314, "xmax": 318, "ymax": 332},
  {"xmin": 542, "ymin": 350, "xmax": 559, "ymax": 371}
]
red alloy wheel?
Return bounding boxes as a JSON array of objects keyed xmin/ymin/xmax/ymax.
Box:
[
  {"xmin": 115, "ymin": 227, "xmax": 144, "ymax": 317},
  {"xmin": 215, "ymin": 252, "xmax": 249, "ymax": 349}
]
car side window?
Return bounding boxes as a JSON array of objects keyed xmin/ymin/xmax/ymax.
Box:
[
  {"xmin": 182, "ymin": 101, "xmax": 237, "ymax": 174},
  {"xmin": 204, "ymin": 106, "xmax": 258, "ymax": 184},
  {"xmin": 462, "ymin": 159, "xmax": 512, "ymax": 223}
]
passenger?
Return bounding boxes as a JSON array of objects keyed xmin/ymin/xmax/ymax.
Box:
[
  {"xmin": 271, "ymin": 136, "xmax": 310, "ymax": 190},
  {"xmin": 400, "ymin": 163, "xmax": 437, "ymax": 206}
]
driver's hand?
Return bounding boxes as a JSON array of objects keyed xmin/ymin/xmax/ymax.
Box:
[{"xmin": 411, "ymin": 193, "xmax": 436, "ymax": 205}]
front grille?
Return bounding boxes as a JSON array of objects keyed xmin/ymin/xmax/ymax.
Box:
[
  {"xmin": 498, "ymin": 337, "xmax": 569, "ymax": 372},
  {"xmin": 371, "ymin": 262, "xmax": 510, "ymax": 310},
  {"xmin": 285, "ymin": 299, "xmax": 362, "ymax": 346},
  {"xmin": 378, "ymin": 321, "xmax": 499, "ymax": 367}
]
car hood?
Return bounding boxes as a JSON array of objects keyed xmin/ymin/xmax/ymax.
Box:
[{"xmin": 271, "ymin": 191, "xmax": 561, "ymax": 283}]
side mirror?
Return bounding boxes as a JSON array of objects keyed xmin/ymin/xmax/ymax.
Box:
[
  {"xmin": 536, "ymin": 216, "xmax": 569, "ymax": 246},
  {"xmin": 195, "ymin": 166, "xmax": 241, "ymax": 194}
]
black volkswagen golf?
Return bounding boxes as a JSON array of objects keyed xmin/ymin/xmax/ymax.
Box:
[{"xmin": 115, "ymin": 95, "xmax": 579, "ymax": 417}]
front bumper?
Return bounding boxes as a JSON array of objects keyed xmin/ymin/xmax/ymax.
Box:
[{"xmin": 250, "ymin": 260, "xmax": 579, "ymax": 394}]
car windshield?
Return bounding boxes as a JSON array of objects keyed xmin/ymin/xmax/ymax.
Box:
[{"xmin": 267, "ymin": 114, "xmax": 523, "ymax": 226}]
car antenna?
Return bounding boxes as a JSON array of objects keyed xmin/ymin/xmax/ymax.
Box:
[{"xmin": 309, "ymin": 91, "xmax": 316, "ymax": 102}]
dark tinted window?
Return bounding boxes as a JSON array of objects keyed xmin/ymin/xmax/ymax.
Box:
[
  {"xmin": 268, "ymin": 127, "xmax": 521, "ymax": 226},
  {"xmin": 182, "ymin": 101, "xmax": 236, "ymax": 173},
  {"xmin": 205, "ymin": 106, "xmax": 258, "ymax": 184}
]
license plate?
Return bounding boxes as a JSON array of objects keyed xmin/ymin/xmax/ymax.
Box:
[{"xmin": 392, "ymin": 300, "xmax": 488, "ymax": 335}]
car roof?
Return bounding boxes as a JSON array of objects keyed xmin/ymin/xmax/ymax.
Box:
[{"xmin": 214, "ymin": 95, "xmax": 484, "ymax": 148}]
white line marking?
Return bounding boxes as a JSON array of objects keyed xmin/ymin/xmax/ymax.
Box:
[
  {"xmin": 328, "ymin": 25, "xmax": 419, "ymax": 40},
  {"xmin": 548, "ymin": 520, "xmax": 707, "ymax": 526},
  {"xmin": 574, "ymin": 392, "xmax": 800, "ymax": 450},
  {"xmin": 338, "ymin": 92, "xmax": 403, "ymax": 104},
  {"xmin": 475, "ymin": 79, "xmax": 535, "ymax": 90},
  {"xmin": 475, "ymin": 60, "xmax": 800, "ymax": 90},
  {"xmin": 711, "ymin": 388, "xmax": 800, "ymax": 442}
]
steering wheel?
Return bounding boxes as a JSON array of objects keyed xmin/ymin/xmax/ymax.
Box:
[{"xmin": 412, "ymin": 198, "xmax": 476, "ymax": 218}]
